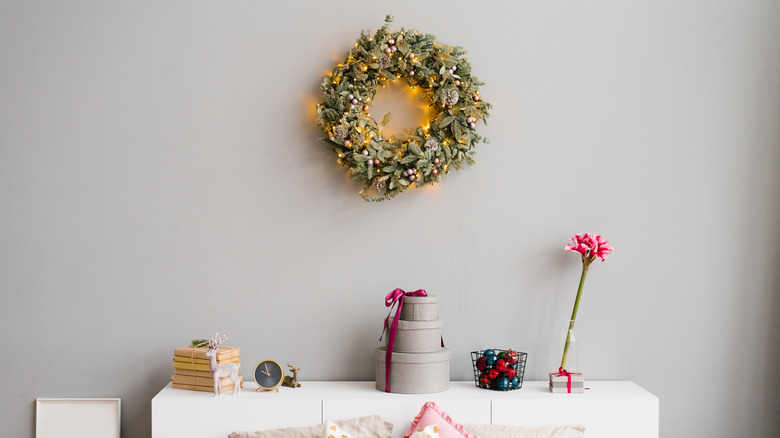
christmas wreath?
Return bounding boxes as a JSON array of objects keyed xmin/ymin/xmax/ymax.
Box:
[{"xmin": 314, "ymin": 15, "xmax": 492, "ymax": 201}]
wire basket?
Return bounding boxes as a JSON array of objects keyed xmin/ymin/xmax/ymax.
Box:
[{"xmin": 471, "ymin": 349, "xmax": 527, "ymax": 391}]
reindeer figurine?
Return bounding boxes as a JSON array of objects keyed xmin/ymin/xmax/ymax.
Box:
[
  {"xmin": 205, "ymin": 333, "xmax": 241, "ymax": 396},
  {"xmin": 282, "ymin": 363, "xmax": 301, "ymax": 388}
]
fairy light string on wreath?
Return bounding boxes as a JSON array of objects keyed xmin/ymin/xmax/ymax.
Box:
[{"xmin": 314, "ymin": 14, "xmax": 492, "ymax": 201}]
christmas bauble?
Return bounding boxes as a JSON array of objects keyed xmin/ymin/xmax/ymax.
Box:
[
  {"xmin": 487, "ymin": 369, "xmax": 499, "ymax": 380},
  {"xmin": 504, "ymin": 368, "xmax": 517, "ymax": 379},
  {"xmin": 496, "ymin": 359, "xmax": 508, "ymax": 373},
  {"xmin": 497, "ymin": 376, "xmax": 511, "ymax": 390},
  {"xmin": 505, "ymin": 350, "xmax": 518, "ymax": 365},
  {"xmin": 510, "ymin": 377, "xmax": 521, "ymax": 388},
  {"xmin": 479, "ymin": 373, "xmax": 491, "ymax": 388},
  {"xmin": 476, "ymin": 356, "xmax": 487, "ymax": 371},
  {"xmin": 497, "ymin": 351, "xmax": 506, "ymax": 360}
]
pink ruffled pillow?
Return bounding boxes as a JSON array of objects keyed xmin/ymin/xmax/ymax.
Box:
[{"xmin": 404, "ymin": 402, "xmax": 477, "ymax": 438}]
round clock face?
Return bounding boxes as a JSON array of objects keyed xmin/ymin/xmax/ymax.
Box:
[{"xmin": 254, "ymin": 360, "xmax": 284, "ymax": 390}]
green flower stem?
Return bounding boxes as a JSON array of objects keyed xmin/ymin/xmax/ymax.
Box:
[{"xmin": 560, "ymin": 257, "xmax": 593, "ymax": 370}]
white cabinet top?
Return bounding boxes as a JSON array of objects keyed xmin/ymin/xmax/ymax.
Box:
[{"xmin": 153, "ymin": 380, "xmax": 655, "ymax": 400}]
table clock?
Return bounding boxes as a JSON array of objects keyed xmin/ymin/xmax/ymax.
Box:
[{"xmin": 254, "ymin": 360, "xmax": 284, "ymax": 392}]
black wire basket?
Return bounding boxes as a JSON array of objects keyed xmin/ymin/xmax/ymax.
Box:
[{"xmin": 471, "ymin": 349, "xmax": 528, "ymax": 391}]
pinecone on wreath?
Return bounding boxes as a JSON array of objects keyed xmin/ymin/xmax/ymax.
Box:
[
  {"xmin": 444, "ymin": 89, "xmax": 459, "ymax": 106},
  {"xmin": 378, "ymin": 56, "xmax": 391, "ymax": 69},
  {"xmin": 333, "ymin": 125, "xmax": 348, "ymax": 140},
  {"xmin": 424, "ymin": 139, "xmax": 439, "ymax": 151},
  {"xmin": 373, "ymin": 177, "xmax": 387, "ymax": 193}
]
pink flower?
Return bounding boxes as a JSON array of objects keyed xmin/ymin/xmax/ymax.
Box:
[{"xmin": 565, "ymin": 233, "xmax": 613, "ymax": 262}]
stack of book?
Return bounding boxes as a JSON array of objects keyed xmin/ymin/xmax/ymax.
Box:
[{"xmin": 171, "ymin": 344, "xmax": 243, "ymax": 393}]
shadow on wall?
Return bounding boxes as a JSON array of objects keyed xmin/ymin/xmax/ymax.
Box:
[
  {"xmin": 762, "ymin": 201, "xmax": 780, "ymax": 435},
  {"xmin": 299, "ymin": 76, "xmax": 359, "ymax": 205}
]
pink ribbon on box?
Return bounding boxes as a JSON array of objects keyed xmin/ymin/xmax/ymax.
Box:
[
  {"xmin": 556, "ymin": 367, "xmax": 573, "ymax": 393},
  {"xmin": 379, "ymin": 288, "xmax": 437, "ymax": 392}
]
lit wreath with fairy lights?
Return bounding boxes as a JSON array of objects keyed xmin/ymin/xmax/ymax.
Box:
[{"xmin": 314, "ymin": 15, "xmax": 492, "ymax": 201}]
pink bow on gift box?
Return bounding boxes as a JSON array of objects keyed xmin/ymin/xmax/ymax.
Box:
[{"xmin": 380, "ymin": 288, "xmax": 442, "ymax": 392}]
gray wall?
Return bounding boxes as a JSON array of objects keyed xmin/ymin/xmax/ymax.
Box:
[{"xmin": 2, "ymin": 1, "xmax": 779, "ymax": 437}]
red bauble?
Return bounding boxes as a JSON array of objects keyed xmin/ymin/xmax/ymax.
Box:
[
  {"xmin": 476, "ymin": 356, "xmax": 488, "ymax": 372},
  {"xmin": 487, "ymin": 369, "xmax": 500, "ymax": 380},
  {"xmin": 496, "ymin": 359, "xmax": 508, "ymax": 373},
  {"xmin": 505, "ymin": 350, "xmax": 519, "ymax": 365},
  {"xmin": 479, "ymin": 373, "xmax": 491, "ymax": 388},
  {"xmin": 504, "ymin": 368, "xmax": 517, "ymax": 379}
]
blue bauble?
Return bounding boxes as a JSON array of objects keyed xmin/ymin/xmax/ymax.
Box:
[
  {"xmin": 483, "ymin": 349, "xmax": 495, "ymax": 357},
  {"xmin": 510, "ymin": 377, "xmax": 521, "ymax": 388},
  {"xmin": 497, "ymin": 376, "xmax": 511, "ymax": 390},
  {"xmin": 485, "ymin": 353, "xmax": 498, "ymax": 366}
]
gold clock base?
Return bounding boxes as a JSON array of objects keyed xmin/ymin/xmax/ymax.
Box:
[{"xmin": 255, "ymin": 387, "xmax": 281, "ymax": 392}]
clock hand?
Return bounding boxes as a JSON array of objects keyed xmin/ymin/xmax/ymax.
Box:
[
  {"xmin": 265, "ymin": 363, "xmax": 269, "ymax": 374},
  {"xmin": 261, "ymin": 370, "xmax": 270, "ymax": 376}
]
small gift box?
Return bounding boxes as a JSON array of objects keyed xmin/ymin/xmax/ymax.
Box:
[{"xmin": 549, "ymin": 370, "xmax": 584, "ymax": 393}]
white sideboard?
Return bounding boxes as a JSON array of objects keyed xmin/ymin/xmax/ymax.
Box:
[{"xmin": 151, "ymin": 381, "xmax": 658, "ymax": 438}]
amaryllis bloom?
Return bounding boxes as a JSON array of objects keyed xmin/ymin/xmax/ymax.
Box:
[{"xmin": 565, "ymin": 233, "xmax": 613, "ymax": 262}]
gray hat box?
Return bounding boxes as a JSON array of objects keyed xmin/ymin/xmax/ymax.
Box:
[
  {"xmin": 385, "ymin": 319, "xmax": 443, "ymax": 353},
  {"xmin": 375, "ymin": 347, "xmax": 451, "ymax": 394},
  {"xmin": 400, "ymin": 295, "xmax": 439, "ymax": 321}
]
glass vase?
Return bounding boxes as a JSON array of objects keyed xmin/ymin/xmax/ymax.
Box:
[{"xmin": 556, "ymin": 319, "xmax": 578, "ymax": 372}]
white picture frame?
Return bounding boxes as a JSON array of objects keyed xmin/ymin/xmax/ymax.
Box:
[{"xmin": 36, "ymin": 398, "xmax": 120, "ymax": 438}]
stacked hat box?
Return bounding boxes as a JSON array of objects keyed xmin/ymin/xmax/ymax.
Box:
[{"xmin": 375, "ymin": 295, "xmax": 451, "ymax": 394}]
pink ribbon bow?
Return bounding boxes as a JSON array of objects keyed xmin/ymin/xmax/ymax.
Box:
[
  {"xmin": 379, "ymin": 288, "xmax": 429, "ymax": 392},
  {"xmin": 556, "ymin": 367, "xmax": 573, "ymax": 393}
]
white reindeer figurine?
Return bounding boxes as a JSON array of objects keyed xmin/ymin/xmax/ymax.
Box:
[{"xmin": 206, "ymin": 333, "xmax": 241, "ymax": 396}]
